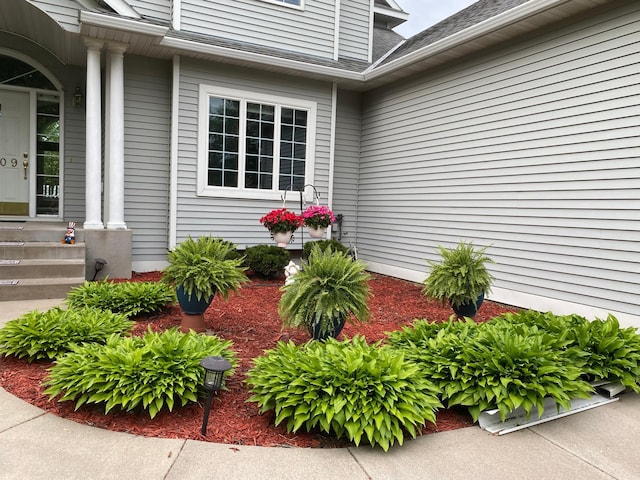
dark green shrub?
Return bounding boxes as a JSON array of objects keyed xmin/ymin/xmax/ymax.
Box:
[
  {"xmin": 246, "ymin": 336, "xmax": 442, "ymax": 451},
  {"xmin": 0, "ymin": 307, "xmax": 132, "ymax": 362},
  {"xmin": 44, "ymin": 327, "xmax": 237, "ymax": 418},
  {"xmin": 243, "ymin": 244, "xmax": 291, "ymax": 278},
  {"xmin": 302, "ymin": 239, "xmax": 348, "ymax": 259},
  {"xmin": 66, "ymin": 280, "xmax": 176, "ymax": 317}
]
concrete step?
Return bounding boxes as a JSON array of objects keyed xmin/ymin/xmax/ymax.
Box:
[
  {"xmin": 0, "ymin": 221, "xmax": 84, "ymax": 243},
  {"xmin": 0, "ymin": 259, "xmax": 85, "ymax": 280},
  {"xmin": 0, "ymin": 241, "xmax": 85, "ymax": 260},
  {"xmin": 0, "ymin": 277, "xmax": 84, "ymax": 302}
]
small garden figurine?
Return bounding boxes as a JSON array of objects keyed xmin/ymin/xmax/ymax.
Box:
[{"xmin": 62, "ymin": 222, "xmax": 76, "ymax": 244}]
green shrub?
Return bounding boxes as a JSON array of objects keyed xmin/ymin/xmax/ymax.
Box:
[
  {"xmin": 302, "ymin": 239, "xmax": 348, "ymax": 259},
  {"xmin": 494, "ymin": 310, "xmax": 640, "ymax": 392},
  {"xmin": 243, "ymin": 244, "xmax": 291, "ymax": 278},
  {"xmin": 388, "ymin": 317, "xmax": 593, "ymax": 422},
  {"xmin": 66, "ymin": 280, "xmax": 176, "ymax": 317},
  {"xmin": 44, "ymin": 328, "xmax": 237, "ymax": 418},
  {"xmin": 0, "ymin": 307, "xmax": 132, "ymax": 362},
  {"xmin": 246, "ymin": 336, "xmax": 442, "ymax": 451}
]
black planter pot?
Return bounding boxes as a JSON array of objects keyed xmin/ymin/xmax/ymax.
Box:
[
  {"xmin": 451, "ymin": 293, "xmax": 485, "ymax": 318},
  {"xmin": 308, "ymin": 314, "xmax": 347, "ymax": 341},
  {"xmin": 176, "ymin": 286, "xmax": 215, "ymax": 315}
]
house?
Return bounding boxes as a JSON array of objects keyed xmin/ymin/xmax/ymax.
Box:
[{"xmin": 0, "ymin": 0, "xmax": 638, "ymax": 328}]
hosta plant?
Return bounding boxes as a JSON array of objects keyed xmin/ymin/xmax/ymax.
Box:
[
  {"xmin": 66, "ymin": 280, "xmax": 176, "ymax": 317},
  {"xmin": 44, "ymin": 327, "xmax": 237, "ymax": 418},
  {"xmin": 0, "ymin": 307, "xmax": 132, "ymax": 362},
  {"xmin": 246, "ymin": 336, "xmax": 442, "ymax": 451},
  {"xmin": 388, "ymin": 317, "xmax": 594, "ymax": 422},
  {"xmin": 495, "ymin": 310, "xmax": 640, "ymax": 392}
]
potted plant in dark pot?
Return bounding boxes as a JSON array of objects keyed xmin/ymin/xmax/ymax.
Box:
[
  {"xmin": 422, "ymin": 241, "xmax": 494, "ymax": 318},
  {"xmin": 162, "ymin": 236, "xmax": 249, "ymax": 333},
  {"xmin": 278, "ymin": 246, "xmax": 372, "ymax": 340}
]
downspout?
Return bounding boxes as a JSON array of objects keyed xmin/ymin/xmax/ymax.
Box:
[
  {"xmin": 333, "ymin": 0, "xmax": 340, "ymax": 61},
  {"xmin": 168, "ymin": 55, "xmax": 180, "ymax": 248},
  {"xmin": 327, "ymin": 83, "xmax": 337, "ymax": 235},
  {"xmin": 367, "ymin": 0, "xmax": 374, "ymax": 64},
  {"xmin": 172, "ymin": 0, "xmax": 181, "ymax": 30}
]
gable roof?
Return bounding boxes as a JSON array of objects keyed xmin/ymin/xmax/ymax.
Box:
[{"xmin": 384, "ymin": 0, "xmax": 530, "ymax": 63}]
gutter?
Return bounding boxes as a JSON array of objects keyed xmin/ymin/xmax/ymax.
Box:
[
  {"xmin": 365, "ymin": 0, "xmax": 571, "ymax": 81},
  {"xmin": 79, "ymin": 11, "xmax": 169, "ymax": 36},
  {"xmin": 159, "ymin": 36, "xmax": 364, "ymax": 82}
]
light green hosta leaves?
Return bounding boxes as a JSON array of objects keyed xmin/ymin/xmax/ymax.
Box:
[
  {"xmin": 66, "ymin": 280, "xmax": 176, "ymax": 318},
  {"xmin": 389, "ymin": 311, "xmax": 640, "ymax": 422},
  {"xmin": 0, "ymin": 307, "xmax": 132, "ymax": 362},
  {"xmin": 246, "ymin": 336, "xmax": 442, "ymax": 451},
  {"xmin": 44, "ymin": 328, "xmax": 237, "ymax": 418}
]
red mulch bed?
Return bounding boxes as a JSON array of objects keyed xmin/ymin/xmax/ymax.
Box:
[{"xmin": 0, "ymin": 272, "xmax": 520, "ymax": 448}]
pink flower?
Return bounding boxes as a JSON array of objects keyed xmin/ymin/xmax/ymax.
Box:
[{"xmin": 302, "ymin": 205, "xmax": 335, "ymax": 229}]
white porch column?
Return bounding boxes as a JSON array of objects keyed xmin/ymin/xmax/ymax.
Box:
[
  {"xmin": 83, "ymin": 38, "xmax": 104, "ymax": 230},
  {"xmin": 106, "ymin": 43, "xmax": 128, "ymax": 229}
]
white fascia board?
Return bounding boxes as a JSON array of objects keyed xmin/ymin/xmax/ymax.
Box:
[
  {"xmin": 80, "ymin": 11, "xmax": 168, "ymax": 36},
  {"xmin": 373, "ymin": 4, "xmax": 409, "ymax": 22},
  {"xmin": 100, "ymin": 0, "xmax": 140, "ymax": 18},
  {"xmin": 366, "ymin": 0, "xmax": 569, "ymax": 81},
  {"xmin": 159, "ymin": 36, "xmax": 364, "ymax": 82}
]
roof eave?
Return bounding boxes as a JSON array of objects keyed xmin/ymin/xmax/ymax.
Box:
[{"xmin": 364, "ymin": 0, "xmax": 571, "ymax": 84}]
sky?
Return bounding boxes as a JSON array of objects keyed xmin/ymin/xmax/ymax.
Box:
[{"xmin": 394, "ymin": 0, "xmax": 478, "ymax": 38}]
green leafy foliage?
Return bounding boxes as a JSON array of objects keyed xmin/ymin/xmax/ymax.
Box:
[
  {"xmin": 388, "ymin": 317, "xmax": 594, "ymax": 422},
  {"xmin": 279, "ymin": 247, "xmax": 371, "ymax": 337},
  {"xmin": 422, "ymin": 241, "xmax": 494, "ymax": 308},
  {"xmin": 246, "ymin": 336, "xmax": 442, "ymax": 451},
  {"xmin": 0, "ymin": 307, "xmax": 132, "ymax": 362},
  {"xmin": 44, "ymin": 328, "xmax": 237, "ymax": 418},
  {"xmin": 243, "ymin": 244, "xmax": 291, "ymax": 278},
  {"xmin": 494, "ymin": 310, "xmax": 640, "ymax": 392},
  {"xmin": 163, "ymin": 235, "xmax": 249, "ymax": 302},
  {"xmin": 65, "ymin": 280, "xmax": 176, "ymax": 317},
  {"xmin": 302, "ymin": 239, "xmax": 348, "ymax": 259}
]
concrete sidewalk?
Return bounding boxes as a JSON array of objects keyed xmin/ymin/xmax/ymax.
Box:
[{"xmin": 1, "ymin": 299, "xmax": 639, "ymax": 480}]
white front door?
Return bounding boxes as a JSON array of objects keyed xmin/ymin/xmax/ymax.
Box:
[{"xmin": 0, "ymin": 90, "xmax": 30, "ymax": 215}]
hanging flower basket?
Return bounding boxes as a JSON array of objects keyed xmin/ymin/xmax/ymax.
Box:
[
  {"xmin": 260, "ymin": 208, "xmax": 303, "ymax": 247},
  {"xmin": 302, "ymin": 205, "xmax": 335, "ymax": 238}
]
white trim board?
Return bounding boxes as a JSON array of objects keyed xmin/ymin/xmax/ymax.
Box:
[{"xmin": 478, "ymin": 394, "xmax": 619, "ymax": 435}]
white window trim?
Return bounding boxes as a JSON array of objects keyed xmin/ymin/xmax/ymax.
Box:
[
  {"xmin": 258, "ymin": 0, "xmax": 304, "ymax": 11},
  {"xmin": 197, "ymin": 84, "xmax": 316, "ymax": 200}
]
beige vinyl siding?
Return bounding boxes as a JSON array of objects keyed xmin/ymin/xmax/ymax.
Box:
[
  {"xmin": 358, "ymin": 2, "xmax": 640, "ymax": 317},
  {"xmin": 123, "ymin": 56, "xmax": 172, "ymax": 264},
  {"xmin": 126, "ymin": 0, "xmax": 171, "ymax": 21},
  {"xmin": 179, "ymin": 0, "xmax": 336, "ymax": 60},
  {"xmin": 339, "ymin": 0, "xmax": 370, "ymax": 62},
  {"xmin": 29, "ymin": 0, "xmax": 80, "ymax": 32},
  {"xmin": 332, "ymin": 89, "xmax": 362, "ymax": 245},
  {"xmin": 176, "ymin": 58, "xmax": 334, "ymax": 248}
]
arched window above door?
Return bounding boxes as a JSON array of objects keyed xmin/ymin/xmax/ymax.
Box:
[{"xmin": 0, "ymin": 54, "xmax": 57, "ymax": 90}]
